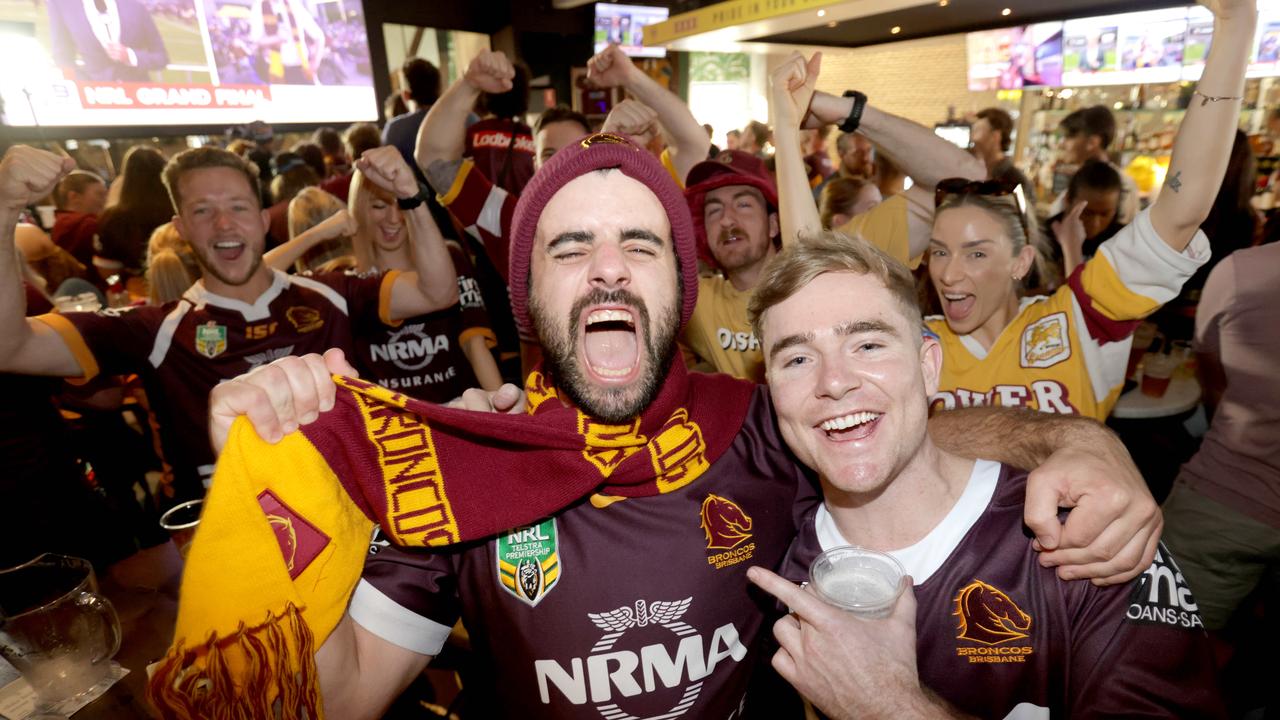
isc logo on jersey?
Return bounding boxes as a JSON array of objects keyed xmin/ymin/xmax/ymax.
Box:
[
  {"xmin": 371, "ymin": 324, "xmax": 450, "ymax": 370},
  {"xmin": 534, "ymin": 595, "xmax": 747, "ymax": 718},
  {"xmin": 1126, "ymin": 543, "xmax": 1204, "ymax": 629}
]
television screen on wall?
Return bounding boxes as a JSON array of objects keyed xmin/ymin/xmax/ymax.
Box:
[
  {"xmin": 0, "ymin": 0, "xmax": 378, "ymax": 129},
  {"xmin": 594, "ymin": 3, "xmax": 668, "ymax": 58},
  {"xmin": 967, "ymin": 22, "xmax": 1064, "ymax": 91}
]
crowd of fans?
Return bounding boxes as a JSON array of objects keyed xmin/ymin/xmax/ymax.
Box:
[{"xmin": 0, "ymin": 2, "xmax": 1276, "ymax": 714}]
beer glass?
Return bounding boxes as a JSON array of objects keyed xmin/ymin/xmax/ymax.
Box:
[{"xmin": 0, "ymin": 554, "xmax": 121, "ymax": 710}]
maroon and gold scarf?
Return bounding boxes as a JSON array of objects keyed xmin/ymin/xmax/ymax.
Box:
[{"xmin": 148, "ymin": 360, "xmax": 754, "ymax": 718}]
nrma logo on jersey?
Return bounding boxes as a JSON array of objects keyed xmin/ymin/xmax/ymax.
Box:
[
  {"xmin": 1127, "ymin": 543, "xmax": 1204, "ymax": 629},
  {"xmin": 533, "ymin": 597, "xmax": 747, "ymax": 718},
  {"xmin": 371, "ymin": 324, "xmax": 449, "ymax": 371}
]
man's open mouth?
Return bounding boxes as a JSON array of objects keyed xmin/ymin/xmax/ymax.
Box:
[{"xmin": 582, "ymin": 307, "xmax": 640, "ymax": 381}]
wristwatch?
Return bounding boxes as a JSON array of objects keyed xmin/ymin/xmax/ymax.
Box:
[
  {"xmin": 839, "ymin": 90, "xmax": 868, "ymax": 134},
  {"xmin": 397, "ymin": 191, "xmax": 427, "ymax": 210}
]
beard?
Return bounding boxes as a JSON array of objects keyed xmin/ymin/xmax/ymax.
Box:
[
  {"xmin": 711, "ymin": 224, "xmax": 771, "ymax": 273},
  {"xmin": 190, "ymin": 239, "xmax": 263, "ymax": 287},
  {"xmin": 530, "ymin": 286, "xmax": 680, "ymax": 424}
]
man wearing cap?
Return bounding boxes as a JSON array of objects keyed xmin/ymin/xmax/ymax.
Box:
[
  {"xmin": 681, "ymin": 69, "xmax": 987, "ymax": 382},
  {"xmin": 184, "ymin": 133, "xmax": 1162, "ymax": 720}
]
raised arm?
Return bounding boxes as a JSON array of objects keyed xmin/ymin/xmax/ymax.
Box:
[
  {"xmin": 357, "ymin": 147, "xmax": 459, "ymax": 318},
  {"xmin": 1151, "ymin": 0, "xmax": 1255, "ymax": 250},
  {"xmin": 0, "ymin": 146, "xmax": 88, "ymax": 378},
  {"xmin": 262, "ymin": 207, "xmax": 355, "ymax": 271},
  {"xmin": 807, "ymin": 89, "xmax": 986, "ymax": 258},
  {"xmin": 770, "ymin": 52, "xmax": 824, "ymax": 247},
  {"xmin": 588, "ymin": 43, "xmax": 710, "ymax": 184},
  {"xmin": 929, "ymin": 406, "xmax": 1160, "ymax": 586},
  {"xmin": 415, "ymin": 50, "xmax": 514, "ymax": 171}
]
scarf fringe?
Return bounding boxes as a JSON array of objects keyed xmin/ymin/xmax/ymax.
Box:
[{"xmin": 147, "ymin": 603, "xmax": 322, "ymax": 720}]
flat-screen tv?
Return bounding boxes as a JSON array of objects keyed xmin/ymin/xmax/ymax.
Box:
[
  {"xmin": 966, "ymin": 22, "xmax": 1064, "ymax": 91},
  {"xmin": 594, "ymin": 2, "xmax": 668, "ymax": 58},
  {"xmin": 1062, "ymin": 8, "xmax": 1189, "ymax": 86},
  {"xmin": 0, "ymin": 0, "xmax": 377, "ymax": 129}
]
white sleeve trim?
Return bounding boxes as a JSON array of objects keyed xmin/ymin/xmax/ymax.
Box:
[
  {"xmin": 348, "ymin": 579, "xmax": 453, "ymax": 656},
  {"xmin": 1096, "ymin": 207, "xmax": 1210, "ymax": 306}
]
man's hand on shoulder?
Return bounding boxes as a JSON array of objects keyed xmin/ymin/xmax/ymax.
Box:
[
  {"xmin": 1, "ymin": 146, "xmax": 76, "ymax": 213},
  {"xmin": 208, "ymin": 348, "xmax": 358, "ymax": 454},
  {"xmin": 1024, "ymin": 427, "xmax": 1161, "ymax": 586}
]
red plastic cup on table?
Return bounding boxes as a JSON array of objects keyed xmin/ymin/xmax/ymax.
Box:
[{"xmin": 1140, "ymin": 353, "xmax": 1178, "ymax": 398}]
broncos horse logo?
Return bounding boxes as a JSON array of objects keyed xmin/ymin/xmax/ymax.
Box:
[
  {"xmin": 953, "ymin": 580, "xmax": 1032, "ymax": 645},
  {"xmin": 700, "ymin": 494, "xmax": 753, "ymax": 550}
]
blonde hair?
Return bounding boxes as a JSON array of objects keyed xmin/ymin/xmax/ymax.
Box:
[
  {"xmin": 748, "ymin": 230, "xmax": 922, "ymax": 344},
  {"xmin": 347, "ymin": 168, "xmax": 401, "ymax": 270},
  {"xmin": 145, "ymin": 222, "xmax": 199, "ymax": 305},
  {"xmin": 288, "ymin": 187, "xmax": 354, "ymax": 273}
]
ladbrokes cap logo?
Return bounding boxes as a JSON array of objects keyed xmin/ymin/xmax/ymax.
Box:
[
  {"xmin": 700, "ymin": 495, "xmax": 755, "ymax": 570},
  {"xmin": 953, "ymin": 580, "xmax": 1035, "ymax": 663}
]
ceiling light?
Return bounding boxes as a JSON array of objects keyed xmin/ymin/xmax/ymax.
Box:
[
  {"xmin": 1001, "ymin": 7, "xmax": 1012, "ymax": 16},
  {"xmin": 817, "ymin": 9, "xmax": 826, "ymax": 17},
  {"xmin": 891, "ymin": 25, "xmax": 902, "ymax": 34},
  {"xmin": 939, "ymin": 0, "xmax": 948, "ymax": 6}
]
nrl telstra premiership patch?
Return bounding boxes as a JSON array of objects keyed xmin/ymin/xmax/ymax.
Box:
[{"xmin": 497, "ymin": 518, "xmax": 561, "ymax": 606}]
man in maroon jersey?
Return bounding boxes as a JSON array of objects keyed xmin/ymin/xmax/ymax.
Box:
[
  {"xmin": 209, "ymin": 134, "xmax": 1164, "ymax": 719},
  {"xmin": 0, "ymin": 144, "xmax": 460, "ymax": 500},
  {"xmin": 747, "ymin": 234, "xmax": 1222, "ymax": 718}
]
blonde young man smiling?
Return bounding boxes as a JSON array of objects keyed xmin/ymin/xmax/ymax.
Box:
[{"xmin": 746, "ymin": 234, "xmax": 1222, "ymax": 718}]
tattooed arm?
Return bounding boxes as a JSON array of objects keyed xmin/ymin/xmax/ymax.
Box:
[{"xmin": 1150, "ymin": 0, "xmax": 1254, "ymax": 251}]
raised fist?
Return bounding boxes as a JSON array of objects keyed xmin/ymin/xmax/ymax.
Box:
[
  {"xmin": 587, "ymin": 43, "xmax": 637, "ymax": 89},
  {"xmin": 0, "ymin": 146, "xmax": 76, "ymax": 212},
  {"xmin": 356, "ymin": 146, "xmax": 419, "ymax": 200},
  {"xmin": 602, "ymin": 99, "xmax": 659, "ymax": 145},
  {"xmin": 464, "ymin": 50, "xmax": 515, "ymax": 95}
]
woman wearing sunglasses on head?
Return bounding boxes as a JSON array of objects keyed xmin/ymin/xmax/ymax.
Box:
[{"xmin": 772, "ymin": 0, "xmax": 1251, "ymax": 420}]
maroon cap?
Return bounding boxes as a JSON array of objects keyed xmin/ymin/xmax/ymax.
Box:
[
  {"xmin": 508, "ymin": 133, "xmax": 699, "ymax": 341},
  {"xmin": 683, "ymin": 150, "xmax": 779, "ymax": 268}
]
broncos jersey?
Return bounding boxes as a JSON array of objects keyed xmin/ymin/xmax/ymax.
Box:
[
  {"xmin": 926, "ymin": 208, "xmax": 1209, "ymax": 420},
  {"xmin": 352, "ymin": 386, "xmax": 811, "ymax": 719},
  {"xmin": 780, "ymin": 460, "xmax": 1224, "ymax": 719},
  {"xmin": 36, "ymin": 269, "xmax": 392, "ymax": 498}
]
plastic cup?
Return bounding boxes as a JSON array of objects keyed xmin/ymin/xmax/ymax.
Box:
[
  {"xmin": 809, "ymin": 546, "xmax": 905, "ymax": 618},
  {"xmin": 1140, "ymin": 353, "xmax": 1178, "ymax": 398},
  {"xmin": 158, "ymin": 500, "xmax": 203, "ymax": 559},
  {"xmin": 1126, "ymin": 322, "xmax": 1158, "ymax": 380}
]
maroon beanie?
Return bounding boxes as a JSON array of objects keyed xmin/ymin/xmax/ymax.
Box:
[{"xmin": 508, "ymin": 133, "xmax": 699, "ymax": 340}]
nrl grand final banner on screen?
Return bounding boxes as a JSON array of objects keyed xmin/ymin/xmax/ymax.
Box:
[{"xmin": 0, "ymin": 0, "xmax": 377, "ymax": 128}]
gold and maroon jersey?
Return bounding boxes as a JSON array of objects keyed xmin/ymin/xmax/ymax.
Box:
[
  {"xmin": 36, "ymin": 269, "xmax": 393, "ymax": 498},
  {"xmin": 342, "ymin": 243, "xmax": 497, "ymax": 404},
  {"xmin": 927, "ymin": 209, "xmax": 1209, "ymax": 420},
  {"xmin": 352, "ymin": 386, "xmax": 812, "ymax": 719},
  {"xmin": 781, "ymin": 460, "xmax": 1224, "ymax": 718}
]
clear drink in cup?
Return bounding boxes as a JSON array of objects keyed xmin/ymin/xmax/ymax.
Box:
[
  {"xmin": 159, "ymin": 499, "xmax": 203, "ymax": 558},
  {"xmin": 809, "ymin": 546, "xmax": 906, "ymax": 619}
]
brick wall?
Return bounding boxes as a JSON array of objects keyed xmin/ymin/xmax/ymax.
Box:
[{"xmin": 770, "ymin": 33, "xmax": 1000, "ymax": 127}]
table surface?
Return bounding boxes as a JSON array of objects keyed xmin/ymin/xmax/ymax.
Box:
[
  {"xmin": 1112, "ymin": 375, "xmax": 1202, "ymax": 420},
  {"xmin": 79, "ymin": 542, "xmax": 183, "ymax": 719}
]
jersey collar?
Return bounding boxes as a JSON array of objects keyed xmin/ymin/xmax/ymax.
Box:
[{"xmin": 183, "ymin": 269, "xmax": 289, "ymax": 322}]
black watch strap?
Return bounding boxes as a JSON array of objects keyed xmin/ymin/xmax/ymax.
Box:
[
  {"xmin": 397, "ymin": 191, "xmax": 427, "ymax": 210},
  {"xmin": 839, "ymin": 90, "xmax": 868, "ymax": 134}
]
